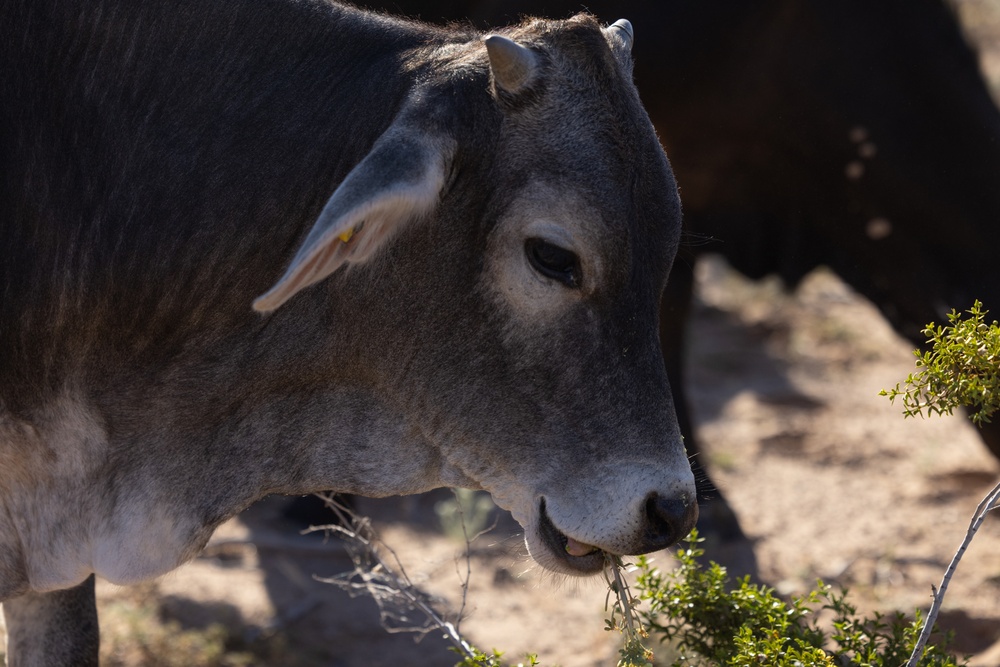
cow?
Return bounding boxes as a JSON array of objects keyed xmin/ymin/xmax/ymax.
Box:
[
  {"xmin": 376, "ymin": 0, "xmax": 1000, "ymax": 545},
  {"xmin": 0, "ymin": 2, "xmax": 697, "ymax": 665}
]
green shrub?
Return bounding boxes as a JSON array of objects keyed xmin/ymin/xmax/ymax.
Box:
[
  {"xmin": 881, "ymin": 300, "xmax": 1000, "ymax": 424},
  {"xmin": 452, "ymin": 649, "xmax": 539, "ymax": 667},
  {"xmin": 634, "ymin": 533, "xmax": 964, "ymax": 667}
]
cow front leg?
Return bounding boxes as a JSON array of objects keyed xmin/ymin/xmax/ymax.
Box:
[{"xmin": 2, "ymin": 575, "xmax": 99, "ymax": 667}]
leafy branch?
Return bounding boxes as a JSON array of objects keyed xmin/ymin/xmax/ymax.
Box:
[
  {"xmin": 880, "ymin": 300, "xmax": 1000, "ymax": 424},
  {"xmin": 604, "ymin": 555, "xmax": 654, "ymax": 667}
]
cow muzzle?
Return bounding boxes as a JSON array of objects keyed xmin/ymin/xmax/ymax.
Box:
[{"xmin": 535, "ymin": 491, "xmax": 699, "ymax": 575}]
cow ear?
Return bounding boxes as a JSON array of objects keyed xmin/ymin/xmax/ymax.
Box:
[{"xmin": 253, "ymin": 126, "xmax": 453, "ymax": 313}]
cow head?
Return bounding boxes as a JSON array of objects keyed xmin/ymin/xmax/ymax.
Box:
[{"xmin": 255, "ymin": 15, "xmax": 696, "ymax": 575}]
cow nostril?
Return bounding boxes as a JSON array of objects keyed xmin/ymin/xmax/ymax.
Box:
[{"xmin": 643, "ymin": 493, "xmax": 698, "ymax": 552}]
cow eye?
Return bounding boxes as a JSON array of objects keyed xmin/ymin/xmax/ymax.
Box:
[{"xmin": 525, "ymin": 238, "xmax": 580, "ymax": 288}]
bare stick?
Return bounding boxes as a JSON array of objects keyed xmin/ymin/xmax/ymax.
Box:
[
  {"xmin": 609, "ymin": 557, "xmax": 635, "ymax": 637},
  {"xmin": 307, "ymin": 493, "xmax": 483, "ymax": 660},
  {"xmin": 905, "ymin": 479, "xmax": 1000, "ymax": 667},
  {"xmin": 450, "ymin": 488, "xmax": 474, "ymax": 638}
]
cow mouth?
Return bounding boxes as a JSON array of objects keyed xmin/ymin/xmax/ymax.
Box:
[{"xmin": 538, "ymin": 499, "xmax": 606, "ymax": 574}]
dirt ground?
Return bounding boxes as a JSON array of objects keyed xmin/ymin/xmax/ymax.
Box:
[{"xmin": 9, "ymin": 256, "xmax": 999, "ymax": 667}]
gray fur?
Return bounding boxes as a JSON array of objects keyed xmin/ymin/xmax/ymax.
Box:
[{"xmin": 1, "ymin": 1, "xmax": 695, "ymax": 663}]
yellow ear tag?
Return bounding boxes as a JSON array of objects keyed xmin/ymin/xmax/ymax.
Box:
[{"xmin": 338, "ymin": 227, "xmax": 356, "ymax": 243}]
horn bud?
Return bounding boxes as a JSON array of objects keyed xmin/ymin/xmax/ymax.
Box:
[
  {"xmin": 484, "ymin": 35, "xmax": 538, "ymax": 95},
  {"xmin": 608, "ymin": 19, "xmax": 634, "ymax": 51}
]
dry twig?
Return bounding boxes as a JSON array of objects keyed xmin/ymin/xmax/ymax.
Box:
[
  {"xmin": 305, "ymin": 494, "xmax": 482, "ymax": 660},
  {"xmin": 905, "ymin": 479, "xmax": 1000, "ymax": 667}
]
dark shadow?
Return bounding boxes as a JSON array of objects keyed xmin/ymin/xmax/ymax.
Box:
[
  {"xmin": 218, "ymin": 494, "xmax": 468, "ymax": 667},
  {"xmin": 935, "ymin": 609, "xmax": 1000, "ymax": 656},
  {"xmin": 685, "ymin": 299, "xmax": 817, "ymax": 427}
]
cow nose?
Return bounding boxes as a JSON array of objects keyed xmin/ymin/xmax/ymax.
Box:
[{"xmin": 641, "ymin": 492, "xmax": 699, "ymax": 552}]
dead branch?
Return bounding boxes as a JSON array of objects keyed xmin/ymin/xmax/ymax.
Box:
[
  {"xmin": 305, "ymin": 494, "xmax": 482, "ymax": 661},
  {"xmin": 905, "ymin": 479, "xmax": 1000, "ymax": 667}
]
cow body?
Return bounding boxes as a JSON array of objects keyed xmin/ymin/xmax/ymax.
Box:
[{"xmin": 1, "ymin": 2, "xmax": 696, "ymax": 663}]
